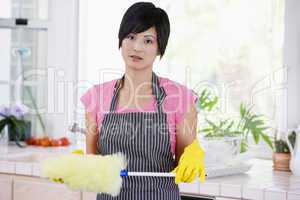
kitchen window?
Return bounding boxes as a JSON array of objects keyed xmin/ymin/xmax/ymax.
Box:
[{"xmin": 0, "ymin": 0, "xmax": 49, "ymax": 136}]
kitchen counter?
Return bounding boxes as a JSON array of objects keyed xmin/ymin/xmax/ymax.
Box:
[
  {"xmin": 0, "ymin": 143, "xmax": 79, "ymax": 177},
  {"xmin": 180, "ymin": 159, "xmax": 300, "ymax": 200},
  {"xmin": 0, "ymin": 144, "xmax": 300, "ymax": 200},
  {"xmin": 0, "ymin": 142, "xmax": 81, "ymax": 155}
]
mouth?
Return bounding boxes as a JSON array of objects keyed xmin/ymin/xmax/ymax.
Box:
[{"xmin": 130, "ymin": 55, "xmax": 143, "ymax": 61}]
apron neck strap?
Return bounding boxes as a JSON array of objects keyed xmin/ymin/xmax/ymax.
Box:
[{"xmin": 109, "ymin": 72, "xmax": 166, "ymax": 113}]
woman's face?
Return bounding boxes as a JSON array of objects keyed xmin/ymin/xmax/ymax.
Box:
[{"xmin": 121, "ymin": 26, "xmax": 159, "ymax": 71}]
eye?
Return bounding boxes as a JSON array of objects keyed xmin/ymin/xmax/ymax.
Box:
[
  {"xmin": 145, "ymin": 39, "xmax": 153, "ymax": 44},
  {"xmin": 126, "ymin": 34, "xmax": 135, "ymax": 40}
]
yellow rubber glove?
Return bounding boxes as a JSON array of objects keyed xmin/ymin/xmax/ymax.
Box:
[
  {"xmin": 51, "ymin": 149, "xmax": 84, "ymax": 183},
  {"xmin": 172, "ymin": 139, "xmax": 206, "ymax": 184}
]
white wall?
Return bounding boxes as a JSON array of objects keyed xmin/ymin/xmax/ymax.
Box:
[
  {"xmin": 285, "ymin": 0, "xmax": 300, "ymax": 129},
  {"xmin": 0, "ymin": 28, "xmax": 11, "ymax": 106},
  {"xmin": 0, "ymin": 0, "xmax": 11, "ymax": 106},
  {"xmin": 45, "ymin": 0, "xmax": 79, "ymax": 138}
]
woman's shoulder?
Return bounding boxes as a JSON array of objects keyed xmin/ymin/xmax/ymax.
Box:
[
  {"xmin": 80, "ymin": 79, "xmax": 117, "ymax": 106},
  {"xmin": 158, "ymin": 76, "xmax": 198, "ymax": 116},
  {"xmin": 91, "ymin": 79, "xmax": 118, "ymax": 93},
  {"xmin": 159, "ymin": 76, "xmax": 194, "ymax": 95}
]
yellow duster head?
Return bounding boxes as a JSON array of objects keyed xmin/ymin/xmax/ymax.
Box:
[{"xmin": 41, "ymin": 153, "xmax": 126, "ymax": 197}]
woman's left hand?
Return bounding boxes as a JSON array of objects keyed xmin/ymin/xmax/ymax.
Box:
[{"xmin": 172, "ymin": 139, "xmax": 206, "ymax": 184}]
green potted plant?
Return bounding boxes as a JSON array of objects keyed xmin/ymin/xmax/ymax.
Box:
[
  {"xmin": 196, "ymin": 89, "xmax": 273, "ymax": 153},
  {"xmin": 273, "ymin": 130, "xmax": 296, "ymax": 171},
  {"xmin": 0, "ymin": 104, "xmax": 31, "ymax": 147}
]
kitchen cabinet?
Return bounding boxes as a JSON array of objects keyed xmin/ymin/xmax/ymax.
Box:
[
  {"xmin": 0, "ymin": 174, "xmax": 12, "ymax": 200},
  {"xmin": 13, "ymin": 176, "xmax": 80, "ymax": 200},
  {"xmin": 0, "ymin": 174, "xmax": 80, "ymax": 200},
  {"xmin": 82, "ymin": 192, "xmax": 97, "ymax": 200}
]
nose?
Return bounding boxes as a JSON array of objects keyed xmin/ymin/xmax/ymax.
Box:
[{"xmin": 133, "ymin": 39, "xmax": 143, "ymax": 51}]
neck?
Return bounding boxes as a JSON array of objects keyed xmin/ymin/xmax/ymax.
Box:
[{"xmin": 122, "ymin": 68, "xmax": 153, "ymax": 95}]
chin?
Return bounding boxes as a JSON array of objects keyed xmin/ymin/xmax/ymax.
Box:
[
  {"xmin": 126, "ymin": 62, "xmax": 149, "ymax": 71},
  {"xmin": 128, "ymin": 65, "xmax": 148, "ymax": 71}
]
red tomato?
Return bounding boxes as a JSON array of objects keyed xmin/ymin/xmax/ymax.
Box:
[
  {"xmin": 50, "ymin": 139, "xmax": 61, "ymax": 147},
  {"xmin": 59, "ymin": 137, "xmax": 70, "ymax": 146},
  {"xmin": 34, "ymin": 138, "xmax": 42, "ymax": 146},
  {"xmin": 25, "ymin": 137, "xmax": 35, "ymax": 145},
  {"xmin": 40, "ymin": 137, "xmax": 51, "ymax": 147}
]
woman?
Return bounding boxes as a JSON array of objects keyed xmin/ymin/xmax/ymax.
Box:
[{"xmin": 81, "ymin": 2, "xmax": 205, "ymax": 199}]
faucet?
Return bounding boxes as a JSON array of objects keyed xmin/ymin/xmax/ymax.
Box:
[
  {"xmin": 68, "ymin": 122, "xmax": 86, "ymax": 149},
  {"xmin": 69, "ymin": 122, "xmax": 86, "ymax": 134}
]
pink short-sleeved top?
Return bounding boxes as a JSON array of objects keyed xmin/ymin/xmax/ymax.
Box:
[{"xmin": 80, "ymin": 76, "xmax": 198, "ymax": 155}]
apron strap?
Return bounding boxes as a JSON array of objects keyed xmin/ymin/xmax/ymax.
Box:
[
  {"xmin": 152, "ymin": 72, "xmax": 166, "ymax": 113},
  {"xmin": 109, "ymin": 72, "xmax": 166, "ymax": 113}
]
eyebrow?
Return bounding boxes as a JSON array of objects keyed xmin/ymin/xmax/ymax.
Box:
[{"xmin": 144, "ymin": 35, "xmax": 156, "ymax": 39}]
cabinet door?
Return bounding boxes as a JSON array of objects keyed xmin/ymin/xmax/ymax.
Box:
[
  {"xmin": 0, "ymin": 174, "xmax": 13, "ymax": 200},
  {"xmin": 82, "ymin": 192, "xmax": 97, "ymax": 200},
  {"xmin": 179, "ymin": 180, "xmax": 201, "ymax": 194},
  {"xmin": 14, "ymin": 178, "xmax": 80, "ymax": 200}
]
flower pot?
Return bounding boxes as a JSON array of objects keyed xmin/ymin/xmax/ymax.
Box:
[
  {"xmin": 8, "ymin": 120, "xmax": 31, "ymax": 142},
  {"xmin": 273, "ymin": 152, "xmax": 291, "ymax": 171},
  {"xmin": 202, "ymin": 136, "xmax": 241, "ymax": 165}
]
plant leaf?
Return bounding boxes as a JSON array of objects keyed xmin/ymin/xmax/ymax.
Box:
[
  {"xmin": 240, "ymin": 103, "xmax": 246, "ymax": 118},
  {"xmin": 240, "ymin": 139, "xmax": 248, "ymax": 153},
  {"xmin": 200, "ymin": 128, "xmax": 213, "ymax": 132},
  {"xmin": 251, "ymin": 128, "xmax": 260, "ymax": 144},
  {"xmin": 0, "ymin": 119, "xmax": 8, "ymax": 134},
  {"xmin": 198, "ymin": 89, "xmax": 219, "ymax": 112},
  {"xmin": 261, "ymin": 132, "xmax": 274, "ymax": 150}
]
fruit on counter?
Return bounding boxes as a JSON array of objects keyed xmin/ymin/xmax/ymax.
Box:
[
  {"xmin": 50, "ymin": 139, "xmax": 62, "ymax": 147},
  {"xmin": 41, "ymin": 137, "xmax": 51, "ymax": 147},
  {"xmin": 25, "ymin": 137, "xmax": 71, "ymax": 147},
  {"xmin": 34, "ymin": 138, "xmax": 42, "ymax": 146},
  {"xmin": 25, "ymin": 137, "xmax": 35, "ymax": 145},
  {"xmin": 59, "ymin": 137, "xmax": 70, "ymax": 146}
]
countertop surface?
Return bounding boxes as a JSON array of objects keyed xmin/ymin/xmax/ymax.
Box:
[
  {"xmin": 0, "ymin": 144, "xmax": 300, "ymax": 200},
  {"xmin": 178, "ymin": 158, "xmax": 300, "ymax": 200},
  {"xmin": 0, "ymin": 142, "xmax": 81, "ymax": 155},
  {"xmin": 204, "ymin": 159, "xmax": 299, "ymax": 199}
]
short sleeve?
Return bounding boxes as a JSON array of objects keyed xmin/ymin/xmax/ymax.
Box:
[
  {"xmin": 80, "ymin": 86, "xmax": 99, "ymax": 122},
  {"xmin": 175, "ymin": 88, "xmax": 198, "ymax": 124}
]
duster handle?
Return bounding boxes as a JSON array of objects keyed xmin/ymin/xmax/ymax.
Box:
[{"xmin": 120, "ymin": 170, "xmax": 175, "ymax": 177}]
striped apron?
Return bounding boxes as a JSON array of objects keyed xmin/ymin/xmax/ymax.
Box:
[{"xmin": 96, "ymin": 72, "xmax": 180, "ymax": 200}]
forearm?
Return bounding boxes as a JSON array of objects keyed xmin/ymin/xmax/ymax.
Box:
[
  {"xmin": 86, "ymin": 133, "xmax": 98, "ymax": 154},
  {"xmin": 85, "ymin": 112, "xmax": 99, "ymax": 154},
  {"xmin": 175, "ymin": 104, "xmax": 198, "ymax": 163}
]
